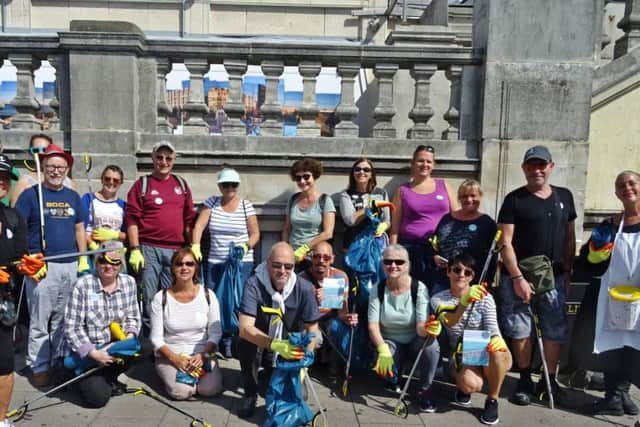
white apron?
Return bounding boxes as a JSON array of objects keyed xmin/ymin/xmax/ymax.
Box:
[{"xmin": 594, "ymin": 218, "xmax": 640, "ymax": 353}]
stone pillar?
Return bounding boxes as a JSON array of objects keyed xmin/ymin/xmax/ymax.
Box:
[
  {"xmin": 614, "ymin": 0, "xmax": 640, "ymax": 58},
  {"xmin": 46, "ymin": 55, "xmax": 62, "ymax": 131},
  {"xmin": 260, "ymin": 61, "xmax": 284, "ymax": 137},
  {"xmin": 298, "ymin": 62, "xmax": 321, "ymax": 137},
  {"xmin": 156, "ymin": 58, "xmax": 173, "ymax": 134},
  {"xmin": 407, "ymin": 64, "xmax": 437, "ymax": 139},
  {"xmin": 222, "ymin": 59, "xmax": 248, "ymax": 136},
  {"xmin": 442, "ymin": 65, "xmax": 462, "ymax": 140},
  {"xmin": 8, "ymin": 54, "xmax": 41, "ymax": 130},
  {"xmin": 182, "ymin": 59, "xmax": 210, "ymax": 134},
  {"xmin": 372, "ymin": 63, "xmax": 398, "ymax": 138},
  {"xmin": 335, "ymin": 63, "xmax": 360, "ymax": 137}
]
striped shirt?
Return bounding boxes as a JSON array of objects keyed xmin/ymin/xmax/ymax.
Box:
[
  {"xmin": 203, "ymin": 196, "xmax": 255, "ymax": 264},
  {"xmin": 65, "ymin": 273, "xmax": 141, "ymax": 358},
  {"xmin": 430, "ymin": 289, "xmax": 501, "ymax": 349}
]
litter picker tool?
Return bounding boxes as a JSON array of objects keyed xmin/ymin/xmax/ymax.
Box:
[
  {"xmin": 4, "ymin": 246, "xmax": 127, "ymax": 269},
  {"xmin": 83, "ymin": 153, "xmax": 96, "ymax": 229},
  {"xmin": 341, "ymin": 276, "xmax": 358, "ymax": 398},
  {"xmin": 530, "ymin": 304, "xmax": 554, "ymax": 410},
  {"xmin": 127, "ymin": 386, "xmax": 213, "ymax": 427},
  {"xmin": 30, "ymin": 146, "xmax": 47, "ymax": 253}
]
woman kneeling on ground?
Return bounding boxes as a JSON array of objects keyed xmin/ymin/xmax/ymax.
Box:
[
  {"xmin": 430, "ymin": 252, "xmax": 512, "ymax": 425},
  {"xmin": 150, "ymin": 247, "xmax": 223, "ymax": 400}
]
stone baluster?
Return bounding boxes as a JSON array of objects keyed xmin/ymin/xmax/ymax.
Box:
[
  {"xmin": 372, "ymin": 63, "xmax": 398, "ymax": 138},
  {"xmin": 46, "ymin": 55, "xmax": 62, "ymax": 131},
  {"xmin": 156, "ymin": 58, "xmax": 173, "ymax": 134},
  {"xmin": 8, "ymin": 54, "xmax": 41, "ymax": 130},
  {"xmin": 615, "ymin": 0, "xmax": 640, "ymax": 58},
  {"xmin": 408, "ymin": 64, "xmax": 437, "ymax": 139},
  {"xmin": 442, "ymin": 65, "xmax": 462, "ymax": 140},
  {"xmin": 182, "ymin": 58, "xmax": 210, "ymax": 134},
  {"xmin": 222, "ymin": 59, "xmax": 248, "ymax": 135},
  {"xmin": 297, "ymin": 62, "xmax": 322, "ymax": 137},
  {"xmin": 260, "ymin": 61, "xmax": 284, "ymax": 136},
  {"xmin": 334, "ymin": 63, "xmax": 360, "ymax": 137}
]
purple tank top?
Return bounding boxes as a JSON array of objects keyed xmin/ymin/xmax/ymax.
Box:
[{"xmin": 398, "ymin": 179, "xmax": 450, "ymax": 241}]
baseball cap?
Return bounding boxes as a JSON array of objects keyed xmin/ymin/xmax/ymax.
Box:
[
  {"xmin": 38, "ymin": 143, "xmax": 74, "ymax": 169},
  {"xmin": 152, "ymin": 141, "xmax": 176, "ymax": 154},
  {"xmin": 217, "ymin": 168, "xmax": 241, "ymax": 184},
  {"xmin": 99, "ymin": 240, "xmax": 125, "ymax": 263},
  {"xmin": 0, "ymin": 154, "xmax": 19, "ymax": 180},
  {"xmin": 523, "ymin": 145, "xmax": 552, "ymax": 163}
]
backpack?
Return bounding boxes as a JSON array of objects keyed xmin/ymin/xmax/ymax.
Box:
[
  {"xmin": 287, "ymin": 192, "xmax": 328, "ymax": 214},
  {"xmin": 377, "ymin": 278, "xmax": 420, "ymax": 306},
  {"xmin": 140, "ymin": 174, "xmax": 188, "ymax": 197}
]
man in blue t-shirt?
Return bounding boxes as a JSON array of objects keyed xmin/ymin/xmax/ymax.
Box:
[
  {"xmin": 15, "ymin": 143, "xmax": 88, "ymax": 387},
  {"xmin": 237, "ymin": 242, "xmax": 321, "ymax": 419}
]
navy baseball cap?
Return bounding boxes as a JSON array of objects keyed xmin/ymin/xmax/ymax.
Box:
[
  {"xmin": 523, "ymin": 145, "xmax": 552, "ymax": 163},
  {"xmin": 0, "ymin": 154, "xmax": 19, "ymax": 180}
]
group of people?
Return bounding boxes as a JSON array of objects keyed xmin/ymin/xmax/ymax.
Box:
[{"xmin": 0, "ymin": 136, "xmax": 637, "ymax": 427}]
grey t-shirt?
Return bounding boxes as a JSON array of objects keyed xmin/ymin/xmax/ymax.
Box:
[{"xmin": 287, "ymin": 193, "xmax": 336, "ymax": 249}]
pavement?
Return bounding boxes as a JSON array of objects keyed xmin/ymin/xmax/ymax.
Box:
[{"xmin": 7, "ymin": 330, "xmax": 640, "ymax": 427}]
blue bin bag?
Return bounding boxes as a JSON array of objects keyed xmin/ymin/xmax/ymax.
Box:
[
  {"xmin": 328, "ymin": 318, "xmax": 372, "ymax": 373},
  {"xmin": 63, "ymin": 338, "xmax": 140, "ymax": 375},
  {"xmin": 216, "ymin": 243, "xmax": 246, "ymax": 334},
  {"xmin": 262, "ymin": 333, "xmax": 316, "ymax": 427}
]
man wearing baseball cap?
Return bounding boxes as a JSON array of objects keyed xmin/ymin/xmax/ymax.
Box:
[
  {"xmin": 125, "ymin": 141, "xmax": 195, "ymax": 334},
  {"xmin": 496, "ymin": 145, "xmax": 576, "ymax": 407},
  {"xmin": 15, "ymin": 143, "xmax": 88, "ymax": 387}
]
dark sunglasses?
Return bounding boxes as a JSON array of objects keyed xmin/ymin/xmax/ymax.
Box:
[
  {"xmin": 271, "ymin": 261, "xmax": 295, "ymax": 271},
  {"xmin": 383, "ymin": 259, "xmax": 406, "ymax": 266},
  {"xmin": 353, "ymin": 167, "xmax": 372, "ymax": 173},
  {"xmin": 450, "ymin": 266, "xmax": 474, "ymax": 277},
  {"xmin": 294, "ymin": 173, "xmax": 312, "ymax": 182},
  {"xmin": 175, "ymin": 261, "xmax": 196, "ymax": 267},
  {"xmin": 220, "ymin": 182, "xmax": 239, "ymax": 189},
  {"xmin": 102, "ymin": 177, "xmax": 121, "ymax": 184},
  {"xmin": 97, "ymin": 256, "xmax": 122, "ymax": 266},
  {"xmin": 312, "ymin": 253, "xmax": 332, "ymax": 262}
]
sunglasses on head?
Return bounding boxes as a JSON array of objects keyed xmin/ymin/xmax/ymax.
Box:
[
  {"xmin": 450, "ymin": 266, "xmax": 474, "ymax": 277},
  {"xmin": 312, "ymin": 253, "xmax": 332, "ymax": 262},
  {"xmin": 97, "ymin": 256, "xmax": 122, "ymax": 266},
  {"xmin": 271, "ymin": 261, "xmax": 295, "ymax": 271},
  {"xmin": 175, "ymin": 261, "xmax": 196, "ymax": 267},
  {"xmin": 294, "ymin": 173, "xmax": 312, "ymax": 182},
  {"xmin": 220, "ymin": 182, "xmax": 239, "ymax": 189},
  {"xmin": 353, "ymin": 166, "xmax": 372, "ymax": 173},
  {"xmin": 383, "ymin": 259, "xmax": 406, "ymax": 266}
]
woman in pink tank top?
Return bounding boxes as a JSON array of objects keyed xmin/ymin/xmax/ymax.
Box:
[{"xmin": 389, "ymin": 145, "xmax": 457, "ymax": 294}]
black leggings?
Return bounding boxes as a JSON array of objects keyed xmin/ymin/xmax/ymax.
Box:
[
  {"xmin": 0, "ymin": 326, "xmax": 14, "ymax": 375},
  {"xmin": 75, "ymin": 361, "xmax": 130, "ymax": 408}
]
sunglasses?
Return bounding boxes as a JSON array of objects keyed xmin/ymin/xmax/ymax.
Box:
[
  {"xmin": 271, "ymin": 261, "xmax": 295, "ymax": 271},
  {"xmin": 154, "ymin": 155, "xmax": 175, "ymax": 162},
  {"xmin": 294, "ymin": 173, "xmax": 312, "ymax": 182},
  {"xmin": 354, "ymin": 167, "xmax": 372, "ymax": 173},
  {"xmin": 45, "ymin": 165, "xmax": 68, "ymax": 172},
  {"xmin": 523, "ymin": 162, "xmax": 549, "ymax": 172},
  {"xmin": 103, "ymin": 177, "xmax": 121, "ymax": 184},
  {"xmin": 450, "ymin": 266, "xmax": 474, "ymax": 277},
  {"xmin": 312, "ymin": 253, "xmax": 332, "ymax": 262},
  {"xmin": 220, "ymin": 182, "xmax": 239, "ymax": 189},
  {"xmin": 383, "ymin": 259, "xmax": 406, "ymax": 266},
  {"xmin": 175, "ymin": 261, "xmax": 196, "ymax": 267},
  {"xmin": 97, "ymin": 257, "xmax": 122, "ymax": 266}
]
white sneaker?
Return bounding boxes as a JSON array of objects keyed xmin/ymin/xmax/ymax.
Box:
[{"xmin": 0, "ymin": 418, "xmax": 15, "ymax": 427}]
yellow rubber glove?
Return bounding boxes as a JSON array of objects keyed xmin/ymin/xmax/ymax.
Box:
[
  {"xmin": 424, "ymin": 315, "xmax": 441, "ymax": 337},
  {"xmin": 77, "ymin": 255, "xmax": 91, "ymax": 276},
  {"xmin": 375, "ymin": 222, "xmax": 390, "ymax": 238},
  {"xmin": 88, "ymin": 240, "xmax": 100, "ymax": 251},
  {"xmin": 373, "ymin": 343, "xmax": 394, "ymax": 378},
  {"xmin": 236, "ymin": 243, "xmax": 249, "ymax": 256},
  {"xmin": 436, "ymin": 303, "xmax": 457, "ymax": 325},
  {"xmin": 92, "ymin": 228, "xmax": 120, "ymax": 242},
  {"xmin": 129, "ymin": 248, "xmax": 145, "ymax": 273},
  {"xmin": 0, "ymin": 267, "xmax": 10, "ymax": 284},
  {"xmin": 270, "ymin": 338, "xmax": 304, "ymax": 360},
  {"xmin": 294, "ymin": 244, "xmax": 310, "ymax": 263},
  {"xmin": 191, "ymin": 243, "xmax": 202, "ymax": 262},
  {"xmin": 33, "ymin": 263, "xmax": 48, "ymax": 282},
  {"xmin": 460, "ymin": 283, "xmax": 488, "ymax": 307},
  {"xmin": 487, "ymin": 335, "xmax": 508, "ymax": 353}
]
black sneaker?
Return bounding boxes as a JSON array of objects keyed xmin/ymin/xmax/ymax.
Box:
[
  {"xmin": 480, "ymin": 397, "xmax": 499, "ymax": 425},
  {"xmin": 454, "ymin": 389, "xmax": 472, "ymax": 407},
  {"xmin": 237, "ymin": 395, "xmax": 257, "ymax": 419},
  {"xmin": 418, "ymin": 387, "xmax": 436, "ymax": 413},
  {"xmin": 535, "ymin": 378, "xmax": 572, "ymax": 408},
  {"xmin": 510, "ymin": 377, "xmax": 534, "ymax": 406},
  {"xmin": 589, "ymin": 395, "xmax": 624, "ymax": 416},
  {"xmin": 111, "ymin": 380, "xmax": 127, "ymax": 397},
  {"xmin": 384, "ymin": 381, "xmax": 402, "ymax": 394},
  {"xmin": 622, "ymin": 391, "xmax": 639, "ymax": 416}
]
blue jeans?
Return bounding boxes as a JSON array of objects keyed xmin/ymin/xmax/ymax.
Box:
[
  {"xmin": 140, "ymin": 245, "xmax": 175, "ymax": 333},
  {"xmin": 385, "ymin": 335, "xmax": 440, "ymax": 389}
]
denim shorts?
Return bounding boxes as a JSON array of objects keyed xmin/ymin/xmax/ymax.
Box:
[{"xmin": 497, "ymin": 273, "xmax": 568, "ymax": 343}]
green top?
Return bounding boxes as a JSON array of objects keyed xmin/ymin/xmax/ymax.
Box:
[{"xmin": 1, "ymin": 167, "xmax": 20, "ymax": 207}]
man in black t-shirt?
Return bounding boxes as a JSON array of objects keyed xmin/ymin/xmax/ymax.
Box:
[
  {"xmin": 237, "ymin": 242, "xmax": 321, "ymax": 419},
  {"xmin": 497, "ymin": 145, "xmax": 577, "ymax": 407}
]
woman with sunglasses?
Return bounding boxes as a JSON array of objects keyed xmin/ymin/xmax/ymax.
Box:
[
  {"xmin": 150, "ymin": 247, "xmax": 223, "ymax": 400},
  {"xmin": 430, "ymin": 253, "xmax": 511, "ymax": 425},
  {"xmin": 282, "ymin": 158, "xmax": 336, "ymax": 268},
  {"xmin": 338, "ymin": 157, "xmax": 391, "ymax": 252},
  {"xmin": 83, "ymin": 165, "xmax": 128, "ymax": 254},
  {"xmin": 432, "ymin": 180, "xmax": 497, "ymax": 290},
  {"xmin": 389, "ymin": 145, "xmax": 457, "ymax": 295},
  {"xmin": 368, "ymin": 244, "xmax": 440, "ymax": 412}
]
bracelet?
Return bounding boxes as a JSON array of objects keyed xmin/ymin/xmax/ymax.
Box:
[
  {"xmin": 130, "ymin": 246, "xmax": 140, "ymax": 250},
  {"xmin": 510, "ymin": 275, "xmax": 523, "ymax": 281}
]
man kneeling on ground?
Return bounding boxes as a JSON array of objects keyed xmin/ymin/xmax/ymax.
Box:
[
  {"xmin": 237, "ymin": 242, "xmax": 321, "ymax": 418},
  {"xmin": 430, "ymin": 253, "xmax": 512, "ymax": 425}
]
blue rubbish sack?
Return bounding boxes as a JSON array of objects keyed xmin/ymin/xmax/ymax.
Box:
[
  {"xmin": 216, "ymin": 243, "xmax": 246, "ymax": 334},
  {"xmin": 262, "ymin": 333, "xmax": 316, "ymax": 427},
  {"xmin": 63, "ymin": 337, "xmax": 140, "ymax": 375},
  {"xmin": 175, "ymin": 357, "xmax": 212, "ymax": 385},
  {"xmin": 329, "ymin": 318, "xmax": 372, "ymax": 372}
]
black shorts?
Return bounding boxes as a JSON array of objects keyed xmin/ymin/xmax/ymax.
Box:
[{"xmin": 0, "ymin": 326, "xmax": 14, "ymax": 375}]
